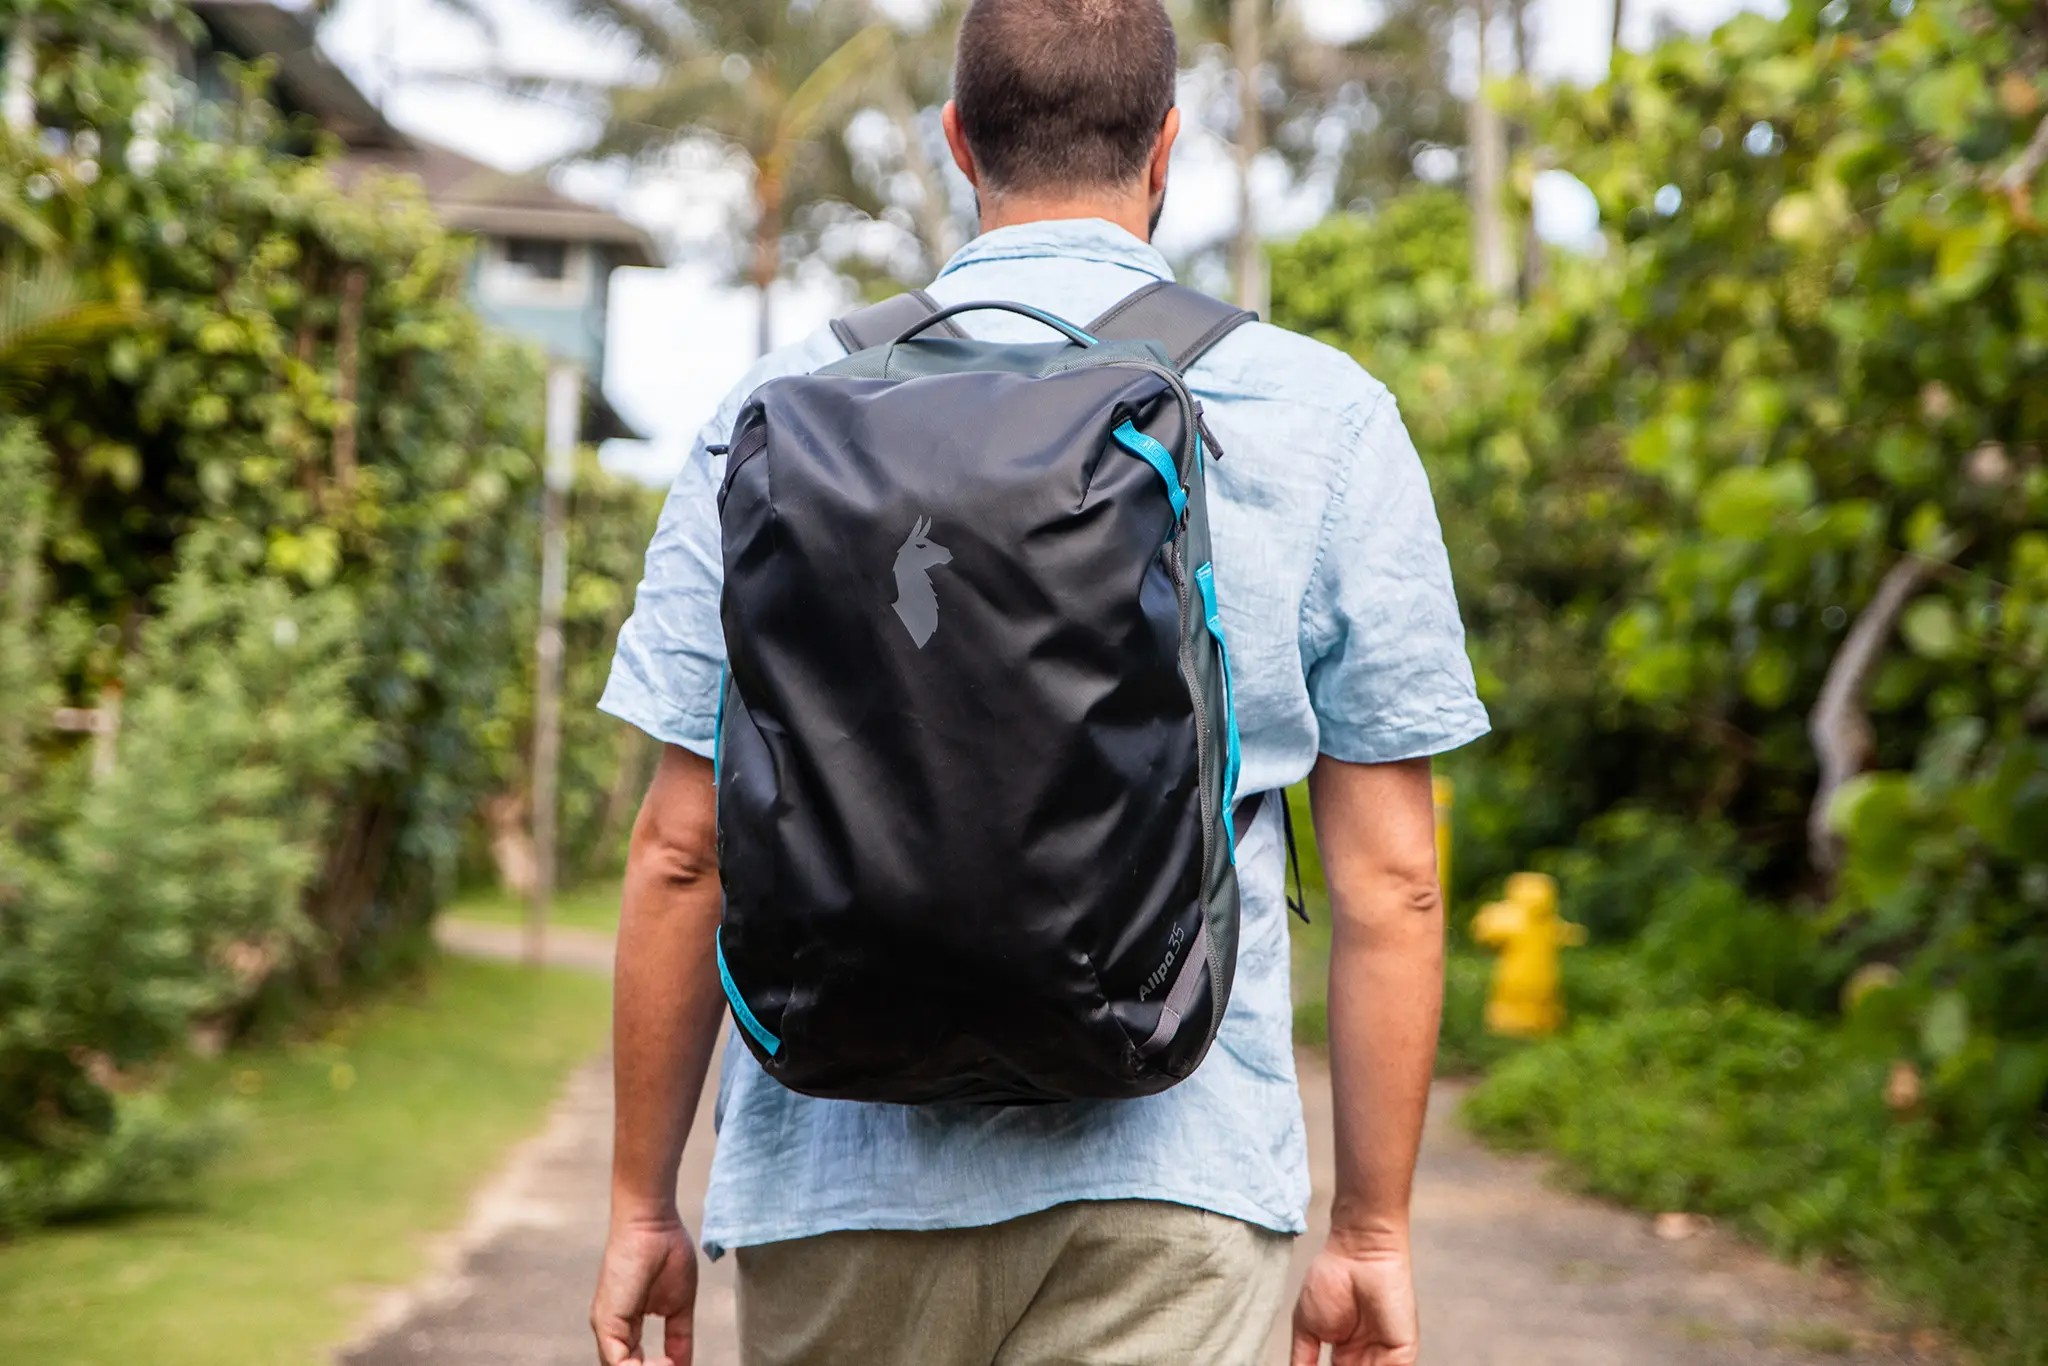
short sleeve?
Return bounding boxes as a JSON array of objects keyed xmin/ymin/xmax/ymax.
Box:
[
  {"xmin": 598, "ymin": 335, "xmax": 840, "ymax": 755},
  {"xmin": 1301, "ymin": 392, "xmax": 1490, "ymax": 764}
]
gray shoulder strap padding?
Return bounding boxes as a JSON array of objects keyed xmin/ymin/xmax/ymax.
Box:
[
  {"xmin": 830, "ymin": 288, "xmax": 967, "ymax": 353},
  {"xmin": 1084, "ymin": 281, "xmax": 1258, "ymax": 371}
]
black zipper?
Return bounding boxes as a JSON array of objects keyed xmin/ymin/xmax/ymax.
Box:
[
  {"xmin": 1166, "ymin": 533, "xmax": 1229, "ymax": 1059},
  {"xmin": 1162, "ymin": 536, "xmax": 1215, "ymax": 899},
  {"xmin": 1075, "ymin": 353, "xmax": 1230, "ymax": 1055}
]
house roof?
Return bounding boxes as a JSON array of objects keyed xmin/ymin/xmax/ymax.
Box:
[
  {"xmin": 189, "ymin": 0, "xmax": 406, "ymax": 149},
  {"xmin": 342, "ymin": 139, "xmax": 662, "ymax": 268},
  {"xmin": 190, "ymin": 2, "xmax": 661, "ymax": 268}
]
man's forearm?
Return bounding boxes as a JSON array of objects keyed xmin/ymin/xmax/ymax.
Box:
[
  {"xmin": 609, "ymin": 751, "xmax": 728, "ymax": 1225},
  {"xmin": 1324, "ymin": 882, "xmax": 1443, "ymax": 1239},
  {"xmin": 1310, "ymin": 756, "xmax": 1446, "ymax": 1245}
]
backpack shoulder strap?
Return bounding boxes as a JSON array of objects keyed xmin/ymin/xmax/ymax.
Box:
[
  {"xmin": 1084, "ymin": 281, "xmax": 1258, "ymax": 371},
  {"xmin": 829, "ymin": 288, "xmax": 967, "ymax": 353}
]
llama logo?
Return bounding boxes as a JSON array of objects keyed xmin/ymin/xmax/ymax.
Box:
[{"xmin": 891, "ymin": 515, "xmax": 952, "ymax": 648}]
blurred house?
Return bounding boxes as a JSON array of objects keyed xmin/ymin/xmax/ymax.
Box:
[{"xmin": 181, "ymin": 0, "xmax": 660, "ymax": 441}]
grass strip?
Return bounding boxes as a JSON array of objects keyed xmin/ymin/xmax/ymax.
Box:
[{"xmin": 0, "ymin": 955, "xmax": 609, "ymax": 1366}]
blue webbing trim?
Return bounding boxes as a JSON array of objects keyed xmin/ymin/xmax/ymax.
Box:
[
  {"xmin": 1112, "ymin": 420, "xmax": 1186, "ymax": 520},
  {"xmin": 712, "ymin": 667, "xmax": 727, "ymax": 782},
  {"xmin": 1194, "ymin": 562, "xmax": 1241, "ymax": 857},
  {"xmin": 716, "ymin": 928, "xmax": 781, "ymax": 1055}
]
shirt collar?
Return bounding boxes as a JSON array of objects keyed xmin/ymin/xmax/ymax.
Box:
[{"xmin": 935, "ymin": 217, "xmax": 1175, "ymax": 282}]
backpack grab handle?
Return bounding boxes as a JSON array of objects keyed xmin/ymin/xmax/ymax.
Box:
[{"xmin": 890, "ymin": 300, "xmax": 1100, "ymax": 348}]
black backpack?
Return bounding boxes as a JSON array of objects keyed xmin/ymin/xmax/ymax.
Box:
[{"xmin": 712, "ymin": 282, "xmax": 1261, "ymax": 1104}]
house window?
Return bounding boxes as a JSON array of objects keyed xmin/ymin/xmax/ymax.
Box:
[
  {"xmin": 481, "ymin": 236, "xmax": 589, "ymax": 305},
  {"xmin": 502, "ymin": 237, "xmax": 569, "ymax": 282}
]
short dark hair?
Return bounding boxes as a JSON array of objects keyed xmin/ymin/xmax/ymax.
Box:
[{"xmin": 953, "ymin": 0, "xmax": 1179, "ymax": 195}]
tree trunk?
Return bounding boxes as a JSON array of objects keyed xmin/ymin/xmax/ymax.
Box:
[
  {"xmin": 1230, "ymin": 0, "xmax": 1269, "ymax": 315},
  {"xmin": 1609, "ymin": 0, "xmax": 1626, "ymax": 75},
  {"xmin": 1807, "ymin": 552, "xmax": 1947, "ymax": 879},
  {"xmin": 527, "ymin": 360, "xmax": 582, "ymax": 966},
  {"xmin": 485, "ymin": 788, "xmax": 540, "ymax": 900},
  {"xmin": 1508, "ymin": 0, "xmax": 1545, "ymax": 299},
  {"xmin": 591, "ymin": 722, "xmax": 654, "ymax": 869},
  {"xmin": 753, "ymin": 171, "xmax": 784, "ymax": 358},
  {"xmin": 332, "ymin": 265, "xmax": 367, "ymax": 497},
  {"xmin": 1468, "ymin": 0, "xmax": 1513, "ymax": 301},
  {"xmin": 881, "ymin": 80, "xmax": 961, "ymax": 274}
]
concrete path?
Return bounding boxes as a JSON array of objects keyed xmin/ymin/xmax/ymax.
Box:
[
  {"xmin": 338, "ymin": 921, "xmax": 737, "ymax": 1366},
  {"xmin": 434, "ymin": 918, "xmax": 618, "ymax": 976},
  {"xmin": 1274, "ymin": 1052, "xmax": 1939, "ymax": 1366},
  {"xmin": 342, "ymin": 924, "xmax": 1941, "ymax": 1365}
]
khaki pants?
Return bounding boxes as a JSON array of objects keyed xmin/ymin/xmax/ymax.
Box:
[{"xmin": 735, "ymin": 1199, "xmax": 1292, "ymax": 1366}]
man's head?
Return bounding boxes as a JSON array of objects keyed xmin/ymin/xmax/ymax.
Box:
[{"xmin": 943, "ymin": 0, "xmax": 1181, "ymax": 237}]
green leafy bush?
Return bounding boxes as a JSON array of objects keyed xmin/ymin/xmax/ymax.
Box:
[
  {"xmin": 469, "ymin": 455, "xmax": 662, "ymax": 890},
  {"xmin": 1466, "ymin": 1001, "xmax": 2048, "ymax": 1365},
  {"xmin": 0, "ymin": 425, "xmax": 370, "ymax": 1223},
  {"xmin": 2, "ymin": 46, "xmax": 550, "ymax": 974},
  {"xmin": 1274, "ymin": 5, "xmax": 2048, "ymax": 1353},
  {"xmin": 0, "ymin": 7, "xmax": 660, "ymax": 1226},
  {"xmin": 1271, "ymin": 0, "xmax": 2048, "ymax": 1043}
]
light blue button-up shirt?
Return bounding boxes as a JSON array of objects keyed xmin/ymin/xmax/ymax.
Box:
[{"xmin": 600, "ymin": 218, "xmax": 1488, "ymax": 1257}]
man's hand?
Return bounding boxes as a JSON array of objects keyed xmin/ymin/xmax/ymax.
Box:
[
  {"xmin": 1299, "ymin": 754, "xmax": 1444, "ymax": 1366},
  {"xmin": 593, "ymin": 746, "xmax": 726, "ymax": 1366},
  {"xmin": 1289, "ymin": 1229, "xmax": 1420, "ymax": 1366},
  {"xmin": 591, "ymin": 1214, "xmax": 700, "ymax": 1366}
]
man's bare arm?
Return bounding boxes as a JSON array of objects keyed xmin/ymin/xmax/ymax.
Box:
[
  {"xmin": 591, "ymin": 745, "xmax": 727, "ymax": 1366},
  {"xmin": 1291, "ymin": 754, "xmax": 1444, "ymax": 1366}
]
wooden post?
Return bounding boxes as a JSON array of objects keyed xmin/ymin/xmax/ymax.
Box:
[
  {"xmin": 528, "ymin": 360, "xmax": 581, "ymax": 967},
  {"xmin": 1468, "ymin": 0, "xmax": 1513, "ymax": 302},
  {"xmin": 1230, "ymin": 0, "xmax": 1269, "ymax": 315},
  {"xmin": 51, "ymin": 684, "xmax": 123, "ymax": 781}
]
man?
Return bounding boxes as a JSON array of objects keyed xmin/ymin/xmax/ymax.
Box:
[{"xmin": 591, "ymin": 0, "xmax": 1488, "ymax": 1360}]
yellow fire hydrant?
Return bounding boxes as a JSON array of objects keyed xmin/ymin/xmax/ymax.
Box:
[{"xmin": 1471, "ymin": 872, "xmax": 1584, "ymax": 1038}]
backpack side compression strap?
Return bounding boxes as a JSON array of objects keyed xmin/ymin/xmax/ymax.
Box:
[
  {"xmin": 830, "ymin": 288, "xmax": 968, "ymax": 353},
  {"xmin": 1084, "ymin": 281, "xmax": 1257, "ymax": 370}
]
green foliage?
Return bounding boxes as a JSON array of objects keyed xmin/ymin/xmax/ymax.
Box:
[
  {"xmin": 0, "ymin": 15, "xmax": 659, "ymax": 1228},
  {"xmin": 1267, "ymin": 189, "xmax": 1477, "ymax": 375},
  {"xmin": 0, "ymin": 258, "xmax": 148, "ymax": 409},
  {"xmin": 1433, "ymin": 951, "xmax": 1516, "ymax": 1076},
  {"xmin": 0, "ymin": 1096, "xmax": 227, "ymax": 1232},
  {"xmin": 1275, "ymin": 8, "xmax": 2048, "ymax": 1352},
  {"xmin": 1270, "ymin": 0, "xmax": 2048, "ymax": 1049},
  {"xmin": 1, "ymin": 490, "xmax": 371, "ymax": 1225},
  {"xmin": 4, "ymin": 47, "xmax": 546, "ymax": 968},
  {"xmin": 471, "ymin": 454, "xmax": 660, "ymax": 886},
  {"xmin": 1466, "ymin": 1001, "xmax": 2048, "ymax": 1365}
]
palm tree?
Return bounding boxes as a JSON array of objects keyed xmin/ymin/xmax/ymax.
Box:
[
  {"xmin": 536, "ymin": 0, "xmax": 895, "ymax": 355},
  {"xmin": 1178, "ymin": 0, "xmax": 1469, "ymax": 306},
  {"xmin": 872, "ymin": 0, "xmax": 970, "ymax": 272},
  {"xmin": 0, "ymin": 258, "xmax": 144, "ymax": 413}
]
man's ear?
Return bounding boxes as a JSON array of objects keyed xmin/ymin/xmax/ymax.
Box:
[
  {"xmin": 942, "ymin": 101, "xmax": 980, "ymax": 188},
  {"xmin": 1148, "ymin": 106, "xmax": 1180, "ymax": 197}
]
